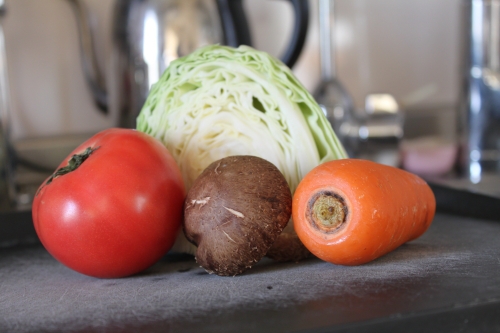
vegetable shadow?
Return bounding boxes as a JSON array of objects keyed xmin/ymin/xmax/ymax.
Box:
[
  {"xmin": 238, "ymin": 255, "xmax": 321, "ymax": 277},
  {"xmin": 132, "ymin": 252, "xmax": 199, "ymax": 278},
  {"xmin": 364, "ymin": 241, "xmax": 460, "ymax": 267}
]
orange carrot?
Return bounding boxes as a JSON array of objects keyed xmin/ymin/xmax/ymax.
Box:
[{"xmin": 293, "ymin": 159, "xmax": 436, "ymax": 266}]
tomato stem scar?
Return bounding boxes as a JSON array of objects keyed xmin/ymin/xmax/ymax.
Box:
[
  {"xmin": 37, "ymin": 147, "xmax": 99, "ymax": 193},
  {"xmin": 307, "ymin": 191, "xmax": 347, "ymax": 233}
]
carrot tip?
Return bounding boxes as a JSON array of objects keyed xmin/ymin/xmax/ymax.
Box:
[{"xmin": 307, "ymin": 191, "xmax": 347, "ymax": 234}]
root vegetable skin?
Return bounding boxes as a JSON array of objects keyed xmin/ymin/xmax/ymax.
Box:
[
  {"xmin": 183, "ymin": 155, "xmax": 292, "ymax": 276},
  {"xmin": 293, "ymin": 159, "xmax": 436, "ymax": 266}
]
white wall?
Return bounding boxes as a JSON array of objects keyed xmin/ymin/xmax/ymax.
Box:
[
  {"xmin": 2, "ymin": 0, "xmax": 112, "ymax": 140},
  {"xmin": 2, "ymin": 0, "xmax": 463, "ymax": 140},
  {"xmin": 247, "ymin": 0, "xmax": 463, "ymax": 109}
]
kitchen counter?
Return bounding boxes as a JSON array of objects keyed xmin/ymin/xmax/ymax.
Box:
[{"xmin": 1, "ymin": 213, "xmax": 500, "ymax": 333}]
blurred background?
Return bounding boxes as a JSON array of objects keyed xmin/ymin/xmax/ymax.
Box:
[
  {"xmin": 0, "ymin": 0, "xmax": 482, "ymax": 211},
  {"xmin": 2, "ymin": 0, "xmax": 461, "ymax": 142}
]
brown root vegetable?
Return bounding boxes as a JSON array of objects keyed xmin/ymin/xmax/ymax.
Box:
[
  {"xmin": 265, "ymin": 230, "xmax": 312, "ymax": 262},
  {"xmin": 183, "ymin": 155, "xmax": 292, "ymax": 276}
]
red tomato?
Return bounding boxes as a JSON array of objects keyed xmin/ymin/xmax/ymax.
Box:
[{"xmin": 32, "ymin": 128, "xmax": 185, "ymax": 278}]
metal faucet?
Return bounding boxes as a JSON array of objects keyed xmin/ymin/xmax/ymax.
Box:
[
  {"xmin": 0, "ymin": 0, "xmax": 16, "ymax": 209},
  {"xmin": 463, "ymin": 0, "xmax": 500, "ymax": 183},
  {"xmin": 314, "ymin": 0, "xmax": 403, "ymax": 166}
]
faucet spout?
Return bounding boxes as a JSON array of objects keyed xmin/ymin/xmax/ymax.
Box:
[{"xmin": 67, "ymin": 0, "xmax": 108, "ymax": 113}]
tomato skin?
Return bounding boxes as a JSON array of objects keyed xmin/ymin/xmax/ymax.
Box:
[{"xmin": 32, "ymin": 128, "xmax": 185, "ymax": 278}]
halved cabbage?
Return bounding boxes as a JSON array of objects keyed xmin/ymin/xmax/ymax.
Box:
[{"xmin": 137, "ymin": 45, "xmax": 347, "ymax": 257}]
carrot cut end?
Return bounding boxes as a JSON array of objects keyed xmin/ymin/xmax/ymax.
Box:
[{"xmin": 307, "ymin": 191, "xmax": 347, "ymax": 234}]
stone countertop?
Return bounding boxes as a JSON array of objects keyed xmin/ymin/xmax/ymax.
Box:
[{"xmin": 1, "ymin": 213, "xmax": 500, "ymax": 333}]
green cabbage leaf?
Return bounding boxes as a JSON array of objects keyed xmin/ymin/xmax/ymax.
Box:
[{"xmin": 137, "ymin": 45, "xmax": 347, "ymax": 195}]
